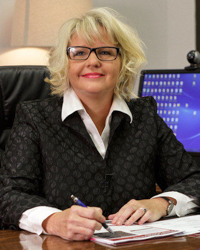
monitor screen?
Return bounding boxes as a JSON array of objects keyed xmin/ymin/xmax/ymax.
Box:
[{"xmin": 138, "ymin": 69, "xmax": 200, "ymax": 154}]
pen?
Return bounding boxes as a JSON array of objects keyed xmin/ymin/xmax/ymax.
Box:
[{"xmin": 71, "ymin": 194, "xmax": 115, "ymax": 234}]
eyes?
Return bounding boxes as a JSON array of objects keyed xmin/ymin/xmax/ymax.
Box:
[
  {"xmin": 74, "ymin": 50, "xmax": 87, "ymax": 57},
  {"xmin": 73, "ymin": 48, "xmax": 112, "ymax": 57},
  {"xmin": 100, "ymin": 50, "xmax": 112, "ymax": 56},
  {"xmin": 67, "ymin": 46, "xmax": 119, "ymax": 61}
]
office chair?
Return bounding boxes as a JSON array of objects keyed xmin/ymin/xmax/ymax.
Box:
[{"xmin": 0, "ymin": 65, "xmax": 51, "ymax": 165}]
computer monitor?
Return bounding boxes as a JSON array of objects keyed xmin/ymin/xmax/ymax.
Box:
[{"xmin": 138, "ymin": 69, "xmax": 200, "ymax": 165}]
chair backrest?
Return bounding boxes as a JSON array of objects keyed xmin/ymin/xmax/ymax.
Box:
[{"xmin": 0, "ymin": 65, "xmax": 51, "ymax": 155}]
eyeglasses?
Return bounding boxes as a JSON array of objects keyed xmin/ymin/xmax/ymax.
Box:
[{"xmin": 67, "ymin": 46, "xmax": 119, "ymax": 61}]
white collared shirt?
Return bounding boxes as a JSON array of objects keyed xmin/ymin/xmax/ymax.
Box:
[
  {"xmin": 61, "ymin": 88, "xmax": 132, "ymax": 158},
  {"xmin": 19, "ymin": 89, "xmax": 197, "ymax": 235}
]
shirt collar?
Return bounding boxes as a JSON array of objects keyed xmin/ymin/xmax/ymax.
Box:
[
  {"xmin": 109, "ymin": 94, "xmax": 133, "ymax": 123},
  {"xmin": 61, "ymin": 88, "xmax": 133, "ymax": 123},
  {"xmin": 61, "ymin": 88, "xmax": 84, "ymax": 121}
]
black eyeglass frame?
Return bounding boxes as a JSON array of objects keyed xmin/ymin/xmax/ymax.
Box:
[{"xmin": 66, "ymin": 46, "xmax": 120, "ymax": 61}]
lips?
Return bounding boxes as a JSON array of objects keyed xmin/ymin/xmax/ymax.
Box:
[{"xmin": 81, "ymin": 72, "xmax": 104, "ymax": 78}]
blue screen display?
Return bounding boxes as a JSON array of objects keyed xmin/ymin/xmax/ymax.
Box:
[{"xmin": 140, "ymin": 72, "xmax": 200, "ymax": 153}]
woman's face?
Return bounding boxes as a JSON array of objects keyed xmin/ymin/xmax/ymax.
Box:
[{"xmin": 67, "ymin": 31, "xmax": 121, "ymax": 101}]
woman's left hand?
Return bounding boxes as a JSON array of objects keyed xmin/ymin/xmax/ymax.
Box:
[{"xmin": 108, "ymin": 198, "xmax": 169, "ymax": 226}]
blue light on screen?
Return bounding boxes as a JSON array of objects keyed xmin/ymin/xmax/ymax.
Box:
[{"xmin": 141, "ymin": 72, "xmax": 200, "ymax": 153}]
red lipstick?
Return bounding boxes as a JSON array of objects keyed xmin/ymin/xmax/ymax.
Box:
[{"xmin": 82, "ymin": 73, "xmax": 104, "ymax": 78}]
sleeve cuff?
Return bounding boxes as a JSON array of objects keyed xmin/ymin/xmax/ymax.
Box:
[
  {"xmin": 152, "ymin": 191, "xmax": 199, "ymax": 217},
  {"xmin": 19, "ymin": 206, "xmax": 62, "ymax": 235}
]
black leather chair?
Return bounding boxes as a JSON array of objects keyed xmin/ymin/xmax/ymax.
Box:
[{"xmin": 0, "ymin": 65, "xmax": 51, "ymax": 165}]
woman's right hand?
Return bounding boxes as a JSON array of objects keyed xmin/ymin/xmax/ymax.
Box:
[{"xmin": 42, "ymin": 205, "xmax": 105, "ymax": 241}]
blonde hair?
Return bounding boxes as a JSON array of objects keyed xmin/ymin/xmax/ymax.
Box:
[{"xmin": 46, "ymin": 7, "xmax": 147, "ymax": 100}]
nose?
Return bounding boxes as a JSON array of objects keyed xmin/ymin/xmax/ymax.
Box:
[{"xmin": 86, "ymin": 51, "xmax": 101, "ymax": 67}]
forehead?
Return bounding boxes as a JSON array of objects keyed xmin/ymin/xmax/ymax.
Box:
[{"xmin": 69, "ymin": 29, "xmax": 117, "ymax": 47}]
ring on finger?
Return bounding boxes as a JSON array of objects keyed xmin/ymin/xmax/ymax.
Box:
[{"xmin": 139, "ymin": 207, "xmax": 147, "ymax": 214}]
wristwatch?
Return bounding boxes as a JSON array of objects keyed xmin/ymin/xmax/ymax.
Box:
[{"xmin": 161, "ymin": 197, "xmax": 175, "ymax": 216}]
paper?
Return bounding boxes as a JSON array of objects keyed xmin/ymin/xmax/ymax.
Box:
[
  {"xmin": 149, "ymin": 214, "xmax": 200, "ymax": 236},
  {"xmin": 91, "ymin": 221, "xmax": 181, "ymax": 246},
  {"xmin": 91, "ymin": 215, "xmax": 200, "ymax": 246}
]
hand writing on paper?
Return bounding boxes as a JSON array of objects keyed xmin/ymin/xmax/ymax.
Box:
[
  {"xmin": 42, "ymin": 206, "xmax": 105, "ymax": 241},
  {"xmin": 108, "ymin": 198, "xmax": 169, "ymax": 226}
]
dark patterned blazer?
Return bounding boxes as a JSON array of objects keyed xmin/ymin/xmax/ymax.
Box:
[{"xmin": 0, "ymin": 96, "xmax": 200, "ymax": 229}]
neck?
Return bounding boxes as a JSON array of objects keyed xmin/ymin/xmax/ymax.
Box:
[{"xmin": 78, "ymin": 92, "xmax": 113, "ymax": 135}]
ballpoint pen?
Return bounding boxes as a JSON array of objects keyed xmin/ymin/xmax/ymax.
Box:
[{"xmin": 71, "ymin": 194, "xmax": 115, "ymax": 234}]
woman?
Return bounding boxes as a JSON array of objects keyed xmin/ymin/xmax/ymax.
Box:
[{"xmin": 0, "ymin": 7, "xmax": 199, "ymax": 241}]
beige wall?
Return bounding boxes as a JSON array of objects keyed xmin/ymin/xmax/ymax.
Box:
[
  {"xmin": 0, "ymin": 0, "xmax": 196, "ymax": 71},
  {"xmin": 0, "ymin": 0, "xmax": 93, "ymax": 66},
  {"xmin": 0, "ymin": 0, "xmax": 48, "ymax": 65},
  {"xmin": 93, "ymin": 0, "xmax": 196, "ymax": 70}
]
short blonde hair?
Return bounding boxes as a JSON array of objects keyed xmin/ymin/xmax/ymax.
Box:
[{"xmin": 46, "ymin": 7, "xmax": 147, "ymax": 100}]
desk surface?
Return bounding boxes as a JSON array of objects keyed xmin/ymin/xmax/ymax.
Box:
[{"xmin": 0, "ymin": 230, "xmax": 200, "ymax": 250}]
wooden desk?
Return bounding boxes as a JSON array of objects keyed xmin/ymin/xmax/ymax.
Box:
[{"xmin": 0, "ymin": 230, "xmax": 200, "ymax": 250}]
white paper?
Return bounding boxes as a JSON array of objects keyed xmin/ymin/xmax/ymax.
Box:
[
  {"xmin": 91, "ymin": 221, "xmax": 181, "ymax": 246},
  {"xmin": 91, "ymin": 215, "xmax": 200, "ymax": 246},
  {"xmin": 149, "ymin": 214, "xmax": 200, "ymax": 236}
]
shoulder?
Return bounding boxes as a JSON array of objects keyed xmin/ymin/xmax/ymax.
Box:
[
  {"xmin": 127, "ymin": 96, "xmax": 157, "ymax": 114},
  {"xmin": 15, "ymin": 97, "xmax": 62, "ymax": 122},
  {"xmin": 17, "ymin": 97, "xmax": 62, "ymax": 112}
]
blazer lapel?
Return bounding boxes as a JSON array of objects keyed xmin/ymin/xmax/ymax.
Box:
[
  {"xmin": 62, "ymin": 111, "xmax": 96, "ymax": 148},
  {"xmin": 108, "ymin": 111, "xmax": 128, "ymax": 145}
]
